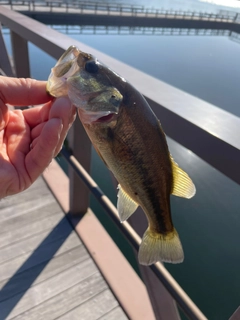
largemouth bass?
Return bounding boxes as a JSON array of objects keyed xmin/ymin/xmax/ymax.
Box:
[{"xmin": 47, "ymin": 46, "xmax": 196, "ymax": 265}]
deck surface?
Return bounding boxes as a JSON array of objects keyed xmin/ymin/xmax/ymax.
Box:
[{"xmin": 0, "ymin": 177, "xmax": 128, "ymax": 320}]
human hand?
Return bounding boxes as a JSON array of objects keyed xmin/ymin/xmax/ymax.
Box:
[{"xmin": 0, "ymin": 76, "xmax": 76, "ymax": 198}]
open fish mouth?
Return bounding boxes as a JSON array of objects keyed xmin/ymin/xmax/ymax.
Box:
[
  {"xmin": 78, "ymin": 109, "xmax": 117, "ymax": 124},
  {"xmin": 95, "ymin": 113, "xmax": 116, "ymax": 123}
]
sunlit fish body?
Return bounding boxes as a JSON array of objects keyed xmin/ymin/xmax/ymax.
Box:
[{"xmin": 47, "ymin": 46, "xmax": 196, "ymax": 265}]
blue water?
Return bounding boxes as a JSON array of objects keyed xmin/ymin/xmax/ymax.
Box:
[{"xmin": 2, "ymin": 0, "xmax": 240, "ymax": 319}]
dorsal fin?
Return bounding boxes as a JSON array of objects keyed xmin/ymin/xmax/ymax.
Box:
[{"xmin": 170, "ymin": 156, "xmax": 196, "ymax": 199}]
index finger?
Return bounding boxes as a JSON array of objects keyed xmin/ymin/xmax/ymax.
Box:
[{"xmin": 0, "ymin": 76, "xmax": 52, "ymax": 106}]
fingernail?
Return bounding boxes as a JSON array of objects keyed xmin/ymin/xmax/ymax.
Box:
[
  {"xmin": 52, "ymin": 118, "xmax": 63, "ymax": 136},
  {"xmin": 58, "ymin": 121, "xmax": 63, "ymax": 135},
  {"xmin": 52, "ymin": 96, "xmax": 72, "ymax": 108}
]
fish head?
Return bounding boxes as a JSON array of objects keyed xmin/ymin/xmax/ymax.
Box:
[{"xmin": 47, "ymin": 45, "xmax": 124, "ymax": 124}]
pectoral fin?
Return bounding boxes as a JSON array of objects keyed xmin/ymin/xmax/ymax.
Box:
[
  {"xmin": 171, "ymin": 156, "xmax": 196, "ymax": 199},
  {"xmin": 117, "ymin": 185, "xmax": 138, "ymax": 222}
]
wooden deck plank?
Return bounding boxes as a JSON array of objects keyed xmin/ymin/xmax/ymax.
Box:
[
  {"xmin": 0, "ymin": 194, "xmax": 55, "ymax": 222},
  {"xmin": 0, "ymin": 178, "xmax": 45, "ymax": 209},
  {"xmin": 12, "ymin": 273, "xmax": 108, "ymax": 320},
  {"xmin": 0, "ymin": 211, "xmax": 67, "ymax": 248},
  {"xmin": 0, "ymin": 216, "xmax": 73, "ymax": 265},
  {"xmin": 1, "ymin": 259, "xmax": 98, "ymax": 319},
  {"xmin": 0, "ymin": 201, "xmax": 62, "ymax": 234},
  {"xmin": 0, "ymin": 244, "xmax": 87, "ymax": 301},
  {"xmin": 0, "ymin": 232, "xmax": 80, "ymax": 283},
  {"xmin": 0, "ymin": 178, "xmax": 51, "ymax": 210},
  {"xmin": 97, "ymin": 306, "xmax": 128, "ymax": 320},
  {"xmin": 57, "ymin": 289, "xmax": 120, "ymax": 320},
  {"xmin": 0, "ymin": 190, "xmax": 54, "ymax": 213}
]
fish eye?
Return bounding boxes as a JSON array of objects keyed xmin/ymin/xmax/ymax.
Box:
[{"xmin": 85, "ymin": 60, "xmax": 99, "ymax": 73}]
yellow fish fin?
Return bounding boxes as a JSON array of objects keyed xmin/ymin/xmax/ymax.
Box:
[
  {"xmin": 117, "ymin": 184, "xmax": 138, "ymax": 222},
  {"xmin": 170, "ymin": 156, "xmax": 196, "ymax": 199},
  {"xmin": 138, "ymin": 228, "xmax": 184, "ymax": 265}
]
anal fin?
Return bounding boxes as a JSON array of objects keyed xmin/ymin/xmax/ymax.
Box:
[{"xmin": 117, "ymin": 184, "xmax": 138, "ymax": 222}]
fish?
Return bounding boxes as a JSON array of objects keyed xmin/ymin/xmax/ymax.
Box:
[{"xmin": 47, "ymin": 45, "xmax": 196, "ymax": 266}]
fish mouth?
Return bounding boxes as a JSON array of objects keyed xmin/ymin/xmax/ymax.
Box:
[
  {"xmin": 78, "ymin": 109, "xmax": 117, "ymax": 124},
  {"xmin": 94, "ymin": 113, "xmax": 116, "ymax": 123}
]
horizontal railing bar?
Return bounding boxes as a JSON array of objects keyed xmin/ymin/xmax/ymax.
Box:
[{"xmin": 61, "ymin": 146, "xmax": 208, "ymax": 320}]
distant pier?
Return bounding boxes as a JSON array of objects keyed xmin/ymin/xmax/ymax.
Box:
[{"xmin": 2, "ymin": 0, "xmax": 240, "ymax": 33}]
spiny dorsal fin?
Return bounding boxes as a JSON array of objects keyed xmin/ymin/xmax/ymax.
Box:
[
  {"xmin": 170, "ymin": 156, "xmax": 196, "ymax": 199},
  {"xmin": 117, "ymin": 184, "xmax": 138, "ymax": 222}
]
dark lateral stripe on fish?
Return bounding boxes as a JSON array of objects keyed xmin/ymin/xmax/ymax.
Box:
[
  {"xmin": 143, "ymin": 182, "xmax": 174, "ymax": 234},
  {"xmin": 132, "ymin": 155, "xmax": 174, "ymax": 234},
  {"xmin": 107, "ymin": 127, "xmax": 114, "ymax": 140}
]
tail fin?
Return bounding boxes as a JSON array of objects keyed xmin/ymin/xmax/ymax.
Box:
[{"xmin": 138, "ymin": 228, "xmax": 184, "ymax": 265}]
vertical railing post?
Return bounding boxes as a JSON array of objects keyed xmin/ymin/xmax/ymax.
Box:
[
  {"xmin": 10, "ymin": 31, "xmax": 30, "ymax": 78},
  {"xmin": 67, "ymin": 116, "xmax": 92, "ymax": 215},
  {"xmin": 0, "ymin": 24, "xmax": 15, "ymax": 77}
]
